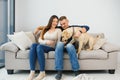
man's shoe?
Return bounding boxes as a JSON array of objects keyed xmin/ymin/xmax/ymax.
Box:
[
  {"xmin": 74, "ymin": 71, "xmax": 79, "ymax": 76},
  {"xmin": 55, "ymin": 71, "xmax": 62, "ymax": 80}
]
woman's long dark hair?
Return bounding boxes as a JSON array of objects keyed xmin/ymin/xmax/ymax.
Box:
[{"xmin": 40, "ymin": 15, "xmax": 58, "ymax": 40}]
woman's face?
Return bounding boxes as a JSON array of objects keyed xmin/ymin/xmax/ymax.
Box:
[{"xmin": 51, "ymin": 18, "xmax": 58, "ymax": 28}]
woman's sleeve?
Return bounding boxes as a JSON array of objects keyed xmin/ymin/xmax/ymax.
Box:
[{"xmin": 57, "ymin": 29, "xmax": 62, "ymax": 42}]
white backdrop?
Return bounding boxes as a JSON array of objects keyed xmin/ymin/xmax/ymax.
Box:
[{"xmin": 15, "ymin": 0, "xmax": 120, "ymax": 62}]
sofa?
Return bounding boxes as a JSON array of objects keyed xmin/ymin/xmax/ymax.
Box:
[{"xmin": 0, "ymin": 32, "xmax": 120, "ymax": 74}]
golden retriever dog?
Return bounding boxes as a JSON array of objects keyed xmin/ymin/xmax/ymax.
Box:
[{"xmin": 61, "ymin": 27, "xmax": 101, "ymax": 54}]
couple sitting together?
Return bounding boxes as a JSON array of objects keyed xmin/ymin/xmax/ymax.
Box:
[{"xmin": 26, "ymin": 15, "xmax": 89, "ymax": 80}]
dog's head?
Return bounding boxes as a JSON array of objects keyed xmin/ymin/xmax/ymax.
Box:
[{"xmin": 61, "ymin": 30, "xmax": 72, "ymax": 42}]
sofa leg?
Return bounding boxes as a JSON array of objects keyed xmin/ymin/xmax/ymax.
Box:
[
  {"xmin": 108, "ymin": 69, "xmax": 115, "ymax": 74},
  {"xmin": 7, "ymin": 70, "xmax": 14, "ymax": 74}
]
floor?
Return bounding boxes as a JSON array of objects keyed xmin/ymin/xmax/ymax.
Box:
[{"xmin": 0, "ymin": 65, "xmax": 120, "ymax": 80}]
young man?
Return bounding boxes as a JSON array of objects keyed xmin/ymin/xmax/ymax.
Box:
[{"xmin": 55, "ymin": 16, "xmax": 89, "ymax": 80}]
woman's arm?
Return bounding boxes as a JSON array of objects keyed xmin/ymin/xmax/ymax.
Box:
[
  {"xmin": 57, "ymin": 29, "xmax": 62, "ymax": 42},
  {"xmin": 34, "ymin": 26, "xmax": 45, "ymax": 35}
]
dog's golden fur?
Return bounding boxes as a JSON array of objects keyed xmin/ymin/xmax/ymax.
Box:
[{"xmin": 61, "ymin": 27, "xmax": 100, "ymax": 54}]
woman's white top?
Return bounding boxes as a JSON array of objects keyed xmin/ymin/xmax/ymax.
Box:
[{"xmin": 38, "ymin": 29, "xmax": 62, "ymax": 48}]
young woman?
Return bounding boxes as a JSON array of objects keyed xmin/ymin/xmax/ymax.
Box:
[{"xmin": 26, "ymin": 15, "xmax": 61, "ymax": 80}]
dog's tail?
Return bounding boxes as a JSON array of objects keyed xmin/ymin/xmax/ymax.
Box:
[
  {"xmin": 96, "ymin": 35, "xmax": 101, "ymax": 39},
  {"xmin": 96, "ymin": 33, "xmax": 104, "ymax": 39},
  {"xmin": 94, "ymin": 34, "xmax": 102, "ymax": 43}
]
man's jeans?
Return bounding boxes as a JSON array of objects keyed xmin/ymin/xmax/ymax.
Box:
[
  {"xmin": 29, "ymin": 43, "xmax": 55, "ymax": 71},
  {"xmin": 55, "ymin": 42, "xmax": 80, "ymax": 71}
]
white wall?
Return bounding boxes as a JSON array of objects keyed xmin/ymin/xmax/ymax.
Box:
[{"xmin": 15, "ymin": 0, "xmax": 120, "ymax": 62}]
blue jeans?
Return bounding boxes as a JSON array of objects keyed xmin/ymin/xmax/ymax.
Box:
[
  {"xmin": 29, "ymin": 43, "xmax": 55, "ymax": 71},
  {"xmin": 55, "ymin": 42, "xmax": 80, "ymax": 71}
]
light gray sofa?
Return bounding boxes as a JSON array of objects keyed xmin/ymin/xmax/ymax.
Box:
[{"xmin": 0, "ymin": 33, "xmax": 120, "ymax": 74}]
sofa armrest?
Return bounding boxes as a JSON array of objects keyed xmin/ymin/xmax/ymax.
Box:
[
  {"xmin": 101, "ymin": 42, "xmax": 120, "ymax": 53},
  {"xmin": 0, "ymin": 42, "xmax": 19, "ymax": 53}
]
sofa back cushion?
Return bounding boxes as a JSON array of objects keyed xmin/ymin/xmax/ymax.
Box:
[
  {"xmin": 8, "ymin": 31, "xmax": 36, "ymax": 50},
  {"xmin": 88, "ymin": 33, "xmax": 106, "ymax": 50}
]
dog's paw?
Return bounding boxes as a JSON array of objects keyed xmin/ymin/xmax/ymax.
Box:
[
  {"xmin": 77, "ymin": 50, "xmax": 81, "ymax": 54},
  {"xmin": 86, "ymin": 49, "xmax": 92, "ymax": 51}
]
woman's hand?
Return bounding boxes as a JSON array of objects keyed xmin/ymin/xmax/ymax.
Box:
[{"xmin": 46, "ymin": 40, "xmax": 55, "ymax": 45}]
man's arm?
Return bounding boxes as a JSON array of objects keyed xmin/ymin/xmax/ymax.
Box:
[
  {"xmin": 71, "ymin": 25, "xmax": 90, "ymax": 38},
  {"xmin": 81, "ymin": 25, "xmax": 90, "ymax": 33},
  {"xmin": 71, "ymin": 25, "xmax": 90, "ymax": 33}
]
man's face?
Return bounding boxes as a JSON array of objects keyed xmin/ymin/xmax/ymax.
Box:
[{"xmin": 60, "ymin": 19, "xmax": 69, "ymax": 30}]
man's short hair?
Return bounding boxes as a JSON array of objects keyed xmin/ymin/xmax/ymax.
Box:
[{"xmin": 59, "ymin": 16, "xmax": 67, "ymax": 21}]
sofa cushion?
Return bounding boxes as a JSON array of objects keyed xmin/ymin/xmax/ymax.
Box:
[
  {"xmin": 79, "ymin": 49, "xmax": 108, "ymax": 59},
  {"xmin": 16, "ymin": 50, "xmax": 47, "ymax": 59},
  {"xmin": 7, "ymin": 31, "xmax": 35, "ymax": 50},
  {"xmin": 0, "ymin": 42, "xmax": 19, "ymax": 53},
  {"xmin": 93, "ymin": 38, "xmax": 106, "ymax": 50},
  {"xmin": 25, "ymin": 31, "xmax": 36, "ymax": 43},
  {"xmin": 16, "ymin": 50, "xmax": 30, "ymax": 59},
  {"xmin": 48, "ymin": 51, "xmax": 78, "ymax": 59},
  {"xmin": 101, "ymin": 42, "xmax": 120, "ymax": 52}
]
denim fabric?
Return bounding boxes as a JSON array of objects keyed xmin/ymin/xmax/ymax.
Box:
[
  {"xmin": 55, "ymin": 42, "xmax": 80, "ymax": 71},
  {"xmin": 29, "ymin": 43, "xmax": 55, "ymax": 71},
  {"xmin": 66, "ymin": 43, "xmax": 80, "ymax": 71},
  {"xmin": 55, "ymin": 42, "xmax": 64, "ymax": 70}
]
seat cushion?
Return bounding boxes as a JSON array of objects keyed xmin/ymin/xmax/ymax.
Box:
[
  {"xmin": 16, "ymin": 50, "xmax": 47, "ymax": 59},
  {"xmin": 16, "ymin": 49, "xmax": 107, "ymax": 60},
  {"xmin": 48, "ymin": 51, "xmax": 78, "ymax": 59},
  {"xmin": 79, "ymin": 49, "xmax": 108, "ymax": 59}
]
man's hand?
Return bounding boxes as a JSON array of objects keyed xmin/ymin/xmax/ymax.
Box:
[
  {"xmin": 81, "ymin": 27, "xmax": 87, "ymax": 33},
  {"xmin": 74, "ymin": 31, "xmax": 81, "ymax": 38},
  {"xmin": 73, "ymin": 27, "xmax": 87, "ymax": 38}
]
